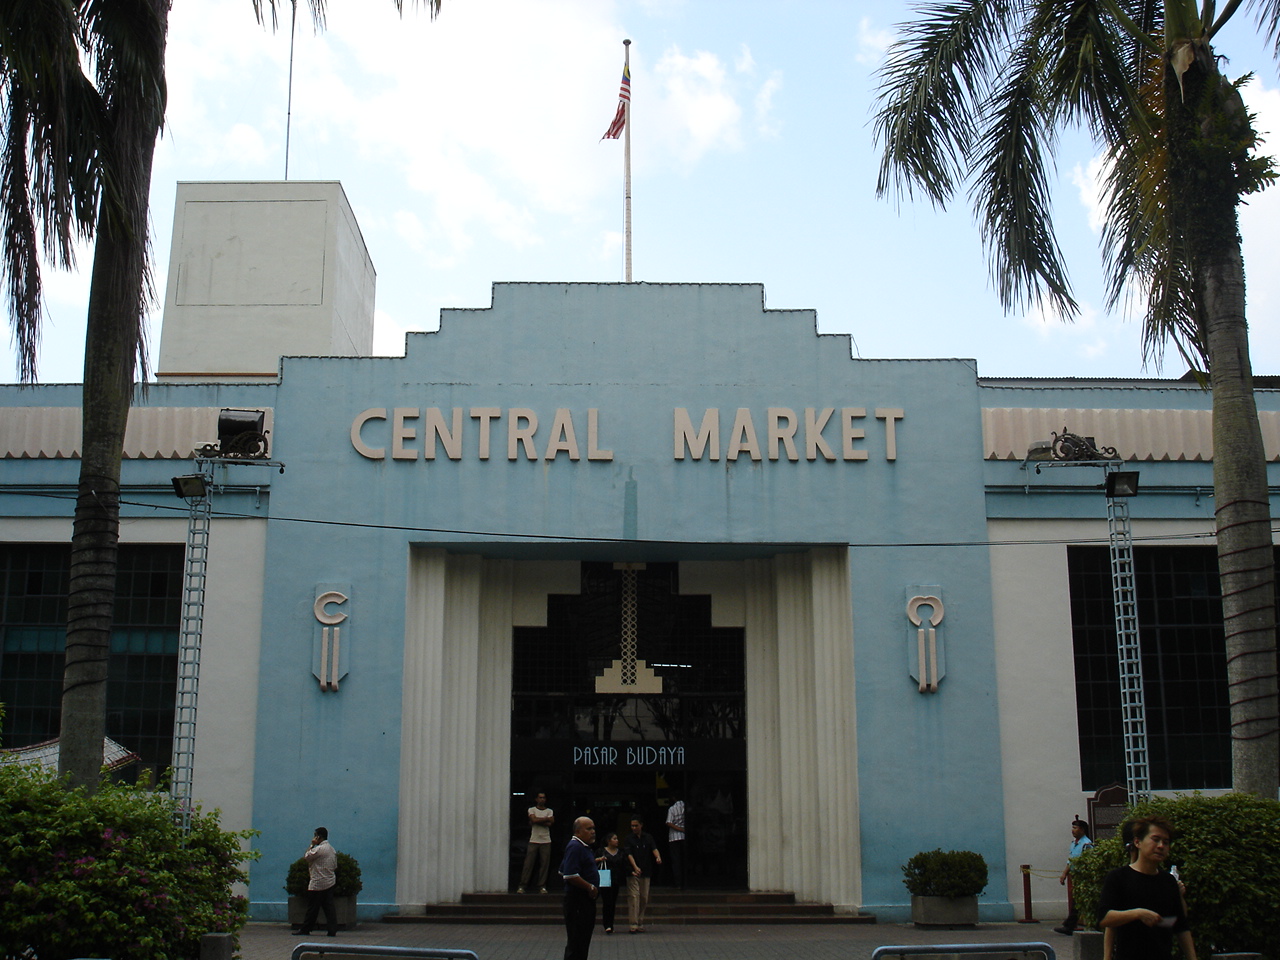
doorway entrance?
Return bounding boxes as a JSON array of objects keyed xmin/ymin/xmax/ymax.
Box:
[{"xmin": 509, "ymin": 562, "xmax": 747, "ymax": 890}]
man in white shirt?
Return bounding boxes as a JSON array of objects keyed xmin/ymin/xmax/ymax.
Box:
[
  {"xmin": 665, "ymin": 798, "xmax": 687, "ymax": 889},
  {"xmin": 295, "ymin": 827, "xmax": 339, "ymax": 937},
  {"xmin": 518, "ymin": 792, "xmax": 555, "ymax": 893}
]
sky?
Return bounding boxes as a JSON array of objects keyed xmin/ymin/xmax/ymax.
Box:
[{"xmin": 5, "ymin": 0, "xmax": 1280, "ymax": 385}]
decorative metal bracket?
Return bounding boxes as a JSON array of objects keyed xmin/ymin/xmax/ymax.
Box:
[{"xmin": 1051, "ymin": 429, "xmax": 1119, "ymax": 462}]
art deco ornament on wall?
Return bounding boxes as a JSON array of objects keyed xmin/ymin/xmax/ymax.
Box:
[
  {"xmin": 906, "ymin": 591, "xmax": 945, "ymax": 693},
  {"xmin": 313, "ymin": 588, "xmax": 350, "ymax": 692},
  {"xmin": 595, "ymin": 564, "xmax": 663, "ymax": 694}
]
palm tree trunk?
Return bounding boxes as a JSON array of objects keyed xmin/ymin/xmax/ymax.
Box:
[
  {"xmin": 1167, "ymin": 46, "xmax": 1280, "ymax": 797},
  {"xmin": 58, "ymin": 0, "xmax": 171, "ymax": 793}
]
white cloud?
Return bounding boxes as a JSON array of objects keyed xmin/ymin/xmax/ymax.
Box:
[
  {"xmin": 652, "ymin": 46, "xmax": 744, "ymax": 164},
  {"xmin": 735, "ymin": 45, "xmax": 756, "ymax": 75},
  {"xmin": 1070, "ymin": 155, "xmax": 1109, "ymax": 234},
  {"xmin": 856, "ymin": 16, "xmax": 896, "ymax": 67},
  {"xmin": 755, "ymin": 72, "xmax": 783, "ymax": 138}
]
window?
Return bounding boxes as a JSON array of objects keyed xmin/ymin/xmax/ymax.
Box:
[
  {"xmin": 1069, "ymin": 546, "xmax": 1231, "ymax": 790},
  {"xmin": 0, "ymin": 543, "xmax": 183, "ymax": 779}
]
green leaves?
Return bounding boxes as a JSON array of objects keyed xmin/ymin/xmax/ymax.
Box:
[
  {"xmin": 0, "ymin": 763, "xmax": 258, "ymax": 960},
  {"xmin": 901, "ymin": 848, "xmax": 989, "ymax": 898},
  {"xmin": 1071, "ymin": 793, "xmax": 1280, "ymax": 959}
]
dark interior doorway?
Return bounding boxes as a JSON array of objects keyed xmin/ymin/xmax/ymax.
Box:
[{"xmin": 509, "ymin": 562, "xmax": 747, "ymax": 890}]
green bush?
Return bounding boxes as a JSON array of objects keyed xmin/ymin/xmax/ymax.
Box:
[
  {"xmin": 285, "ymin": 849, "xmax": 363, "ymax": 897},
  {"xmin": 902, "ymin": 848, "xmax": 989, "ymax": 898},
  {"xmin": 0, "ymin": 762, "xmax": 257, "ymax": 960},
  {"xmin": 1072, "ymin": 793, "xmax": 1280, "ymax": 960}
]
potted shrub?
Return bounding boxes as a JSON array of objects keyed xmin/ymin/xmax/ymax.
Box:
[
  {"xmin": 902, "ymin": 848, "xmax": 988, "ymax": 926},
  {"xmin": 285, "ymin": 851, "xmax": 363, "ymax": 930}
]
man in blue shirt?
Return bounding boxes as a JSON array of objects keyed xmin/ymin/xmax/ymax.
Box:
[{"xmin": 560, "ymin": 817, "xmax": 600, "ymax": 960}]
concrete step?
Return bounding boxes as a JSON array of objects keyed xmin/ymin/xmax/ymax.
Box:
[{"xmin": 384, "ymin": 891, "xmax": 877, "ymax": 925}]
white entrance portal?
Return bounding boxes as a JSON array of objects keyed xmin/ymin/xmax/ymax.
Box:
[{"xmin": 394, "ymin": 548, "xmax": 860, "ymax": 912}]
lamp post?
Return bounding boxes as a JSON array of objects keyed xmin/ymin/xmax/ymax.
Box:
[{"xmin": 1026, "ymin": 430, "xmax": 1150, "ymax": 799}]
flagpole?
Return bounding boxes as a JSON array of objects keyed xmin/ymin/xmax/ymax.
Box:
[{"xmin": 623, "ymin": 38, "xmax": 632, "ymax": 283}]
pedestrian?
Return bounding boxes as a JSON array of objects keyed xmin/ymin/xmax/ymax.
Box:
[
  {"xmin": 560, "ymin": 817, "xmax": 600, "ymax": 960},
  {"xmin": 1054, "ymin": 817, "xmax": 1093, "ymax": 935},
  {"xmin": 518, "ymin": 791, "xmax": 555, "ymax": 893},
  {"xmin": 596, "ymin": 831, "xmax": 627, "ymax": 934},
  {"xmin": 623, "ymin": 815, "xmax": 661, "ymax": 933},
  {"xmin": 665, "ymin": 796, "xmax": 687, "ymax": 889},
  {"xmin": 293, "ymin": 826, "xmax": 339, "ymax": 938},
  {"xmin": 1098, "ymin": 816, "xmax": 1196, "ymax": 960}
]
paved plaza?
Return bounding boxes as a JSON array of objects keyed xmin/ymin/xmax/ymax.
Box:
[{"xmin": 240, "ymin": 920, "xmax": 1073, "ymax": 960}]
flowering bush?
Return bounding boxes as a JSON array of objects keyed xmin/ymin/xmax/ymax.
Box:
[{"xmin": 0, "ymin": 762, "xmax": 257, "ymax": 960}]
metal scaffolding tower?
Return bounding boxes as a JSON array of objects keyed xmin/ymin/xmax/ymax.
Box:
[{"xmin": 171, "ymin": 462, "xmax": 213, "ymax": 833}]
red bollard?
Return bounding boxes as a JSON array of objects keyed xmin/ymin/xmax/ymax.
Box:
[{"xmin": 1017, "ymin": 864, "xmax": 1039, "ymax": 923}]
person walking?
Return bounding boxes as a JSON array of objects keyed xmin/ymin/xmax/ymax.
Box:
[
  {"xmin": 560, "ymin": 817, "xmax": 600, "ymax": 960},
  {"xmin": 293, "ymin": 827, "xmax": 339, "ymax": 938},
  {"xmin": 596, "ymin": 832, "xmax": 627, "ymax": 934},
  {"xmin": 1054, "ymin": 817, "xmax": 1093, "ymax": 935},
  {"xmin": 1098, "ymin": 816, "xmax": 1196, "ymax": 960},
  {"xmin": 623, "ymin": 816, "xmax": 661, "ymax": 933}
]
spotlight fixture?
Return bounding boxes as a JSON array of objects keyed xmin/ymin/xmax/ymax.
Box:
[
  {"xmin": 1105, "ymin": 471, "xmax": 1141, "ymax": 498},
  {"xmin": 171, "ymin": 474, "xmax": 208, "ymax": 500}
]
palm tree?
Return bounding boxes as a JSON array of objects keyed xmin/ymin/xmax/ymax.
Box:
[
  {"xmin": 874, "ymin": 0, "xmax": 1279, "ymax": 796},
  {"xmin": 2, "ymin": 0, "xmax": 439, "ymax": 793}
]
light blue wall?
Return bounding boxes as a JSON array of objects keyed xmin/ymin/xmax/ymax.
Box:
[
  {"xmin": 17, "ymin": 286, "xmax": 1271, "ymax": 916},
  {"xmin": 247, "ymin": 283, "xmax": 1008, "ymax": 915}
]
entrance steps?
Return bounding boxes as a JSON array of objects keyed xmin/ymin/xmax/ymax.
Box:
[{"xmin": 384, "ymin": 890, "xmax": 876, "ymax": 925}]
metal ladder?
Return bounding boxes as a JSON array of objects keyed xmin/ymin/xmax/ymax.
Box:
[
  {"xmin": 1105, "ymin": 466, "xmax": 1151, "ymax": 798},
  {"xmin": 171, "ymin": 465, "xmax": 213, "ymax": 833}
]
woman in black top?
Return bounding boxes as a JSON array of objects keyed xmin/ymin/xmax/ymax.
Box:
[{"xmin": 596, "ymin": 832, "xmax": 627, "ymax": 933}]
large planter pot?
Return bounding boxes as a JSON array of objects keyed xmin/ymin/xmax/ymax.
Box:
[
  {"xmin": 287, "ymin": 894, "xmax": 358, "ymax": 930},
  {"xmin": 911, "ymin": 894, "xmax": 979, "ymax": 927}
]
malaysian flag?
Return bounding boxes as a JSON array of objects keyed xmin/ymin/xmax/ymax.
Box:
[{"xmin": 602, "ymin": 64, "xmax": 630, "ymax": 139}]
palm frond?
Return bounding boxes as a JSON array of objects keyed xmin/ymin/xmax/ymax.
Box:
[
  {"xmin": 873, "ymin": 0, "xmax": 1021, "ymax": 207},
  {"xmin": 970, "ymin": 41, "xmax": 1077, "ymax": 318},
  {"xmin": 1243, "ymin": 0, "xmax": 1280, "ymax": 55},
  {"xmin": 1098, "ymin": 72, "xmax": 1208, "ymax": 369},
  {"xmin": 1, "ymin": 88, "xmax": 43, "ymax": 383},
  {"xmin": 1037, "ymin": 0, "xmax": 1146, "ymax": 142}
]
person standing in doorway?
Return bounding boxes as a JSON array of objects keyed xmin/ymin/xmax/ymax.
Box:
[
  {"xmin": 560, "ymin": 817, "xmax": 600, "ymax": 960},
  {"xmin": 293, "ymin": 827, "xmax": 338, "ymax": 938},
  {"xmin": 518, "ymin": 792, "xmax": 555, "ymax": 893},
  {"xmin": 665, "ymin": 796, "xmax": 687, "ymax": 889},
  {"xmin": 1054, "ymin": 817, "xmax": 1093, "ymax": 935},
  {"xmin": 623, "ymin": 816, "xmax": 661, "ymax": 933},
  {"xmin": 1098, "ymin": 816, "xmax": 1196, "ymax": 960}
]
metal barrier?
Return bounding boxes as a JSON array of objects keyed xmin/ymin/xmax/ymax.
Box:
[
  {"xmin": 290, "ymin": 945, "xmax": 479, "ymax": 960},
  {"xmin": 872, "ymin": 943, "xmax": 1056, "ymax": 960}
]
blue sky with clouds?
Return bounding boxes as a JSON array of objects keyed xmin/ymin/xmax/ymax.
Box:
[{"xmin": 6, "ymin": 0, "xmax": 1280, "ymax": 384}]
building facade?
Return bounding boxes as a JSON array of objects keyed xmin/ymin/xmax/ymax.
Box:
[{"xmin": 0, "ymin": 181, "xmax": 1270, "ymax": 921}]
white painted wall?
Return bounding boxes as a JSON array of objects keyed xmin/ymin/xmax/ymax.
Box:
[
  {"xmin": 990, "ymin": 517, "xmax": 1223, "ymax": 921},
  {"xmin": 394, "ymin": 551, "xmax": 861, "ymax": 912},
  {"xmin": 157, "ymin": 181, "xmax": 375, "ymax": 380}
]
